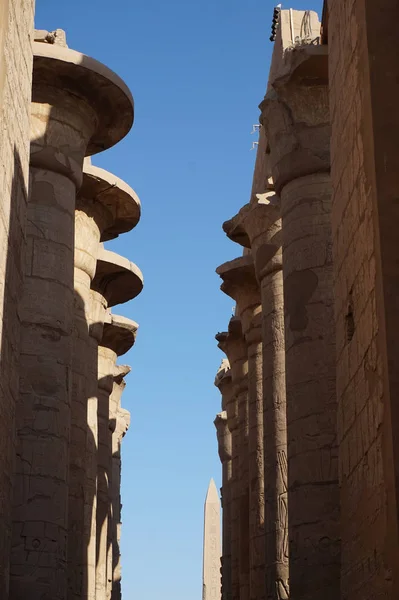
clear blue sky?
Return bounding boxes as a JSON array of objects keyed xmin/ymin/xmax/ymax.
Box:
[{"xmin": 35, "ymin": 1, "xmax": 322, "ymax": 598}]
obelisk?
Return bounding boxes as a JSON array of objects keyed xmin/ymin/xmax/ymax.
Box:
[{"xmin": 203, "ymin": 479, "xmax": 222, "ymax": 600}]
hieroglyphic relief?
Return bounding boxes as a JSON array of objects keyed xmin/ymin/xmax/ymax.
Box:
[{"xmin": 276, "ymin": 450, "xmax": 289, "ymax": 599}]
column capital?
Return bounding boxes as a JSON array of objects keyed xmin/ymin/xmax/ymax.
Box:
[
  {"xmin": 214, "ymin": 358, "xmax": 231, "ymax": 389},
  {"xmin": 216, "ymin": 317, "xmax": 248, "ymax": 394},
  {"xmin": 79, "ymin": 161, "xmax": 141, "ymax": 241},
  {"xmin": 92, "ymin": 247, "xmax": 143, "ymax": 308},
  {"xmin": 101, "ymin": 312, "xmax": 138, "ymax": 356},
  {"xmin": 31, "ymin": 41, "xmax": 134, "ymax": 155},
  {"xmin": 214, "ymin": 360, "xmax": 238, "ymax": 432},
  {"xmin": 259, "ymin": 44, "xmax": 329, "ymax": 194},
  {"xmin": 223, "ymin": 193, "xmax": 282, "ymax": 281},
  {"xmin": 214, "ymin": 411, "xmax": 232, "ymax": 464},
  {"xmin": 216, "ymin": 255, "xmax": 261, "ymax": 339}
]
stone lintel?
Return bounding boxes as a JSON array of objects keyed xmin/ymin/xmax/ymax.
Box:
[
  {"xmin": 101, "ymin": 312, "xmax": 139, "ymax": 356},
  {"xmin": 92, "ymin": 247, "xmax": 144, "ymax": 307},
  {"xmin": 79, "ymin": 162, "xmax": 141, "ymax": 241},
  {"xmin": 32, "ymin": 42, "xmax": 134, "ymax": 155}
]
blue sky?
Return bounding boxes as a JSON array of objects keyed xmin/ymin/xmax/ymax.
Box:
[{"xmin": 35, "ymin": 1, "xmax": 322, "ymax": 598}]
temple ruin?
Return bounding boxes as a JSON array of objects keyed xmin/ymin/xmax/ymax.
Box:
[{"xmin": 215, "ymin": 3, "xmax": 399, "ymax": 600}]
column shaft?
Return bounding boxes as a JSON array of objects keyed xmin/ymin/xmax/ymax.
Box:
[
  {"xmin": 229, "ymin": 425, "xmax": 240, "ymax": 600},
  {"xmin": 238, "ymin": 383, "xmax": 249, "ymax": 600},
  {"xmin": 69, "ymin": 204, "xmax": 107, "ymax": 600},
  {"xmin": 12, "ymin": 165, "xmax": 76, "ymax": 599},
  {"xmin": 96, "ymin": 345, "xmax": 116, "ymax": 600},
  {"xmin": 261, "ymin": 269, "xmax": 288, "ymax": 600},
  {"xmin": 215, "ymin": 409, "xmax": 232, "ymax": 600},
  {"xmin": 281, "ymin": 172, "xmax": 339, "ymax": 599},
  {"xmin": 216, "ymin": 324, "xmax": 248, "ymax": 600},
  {"xmin": 246, "ymin": 331, "xmax": 264, "ymax": 600}
]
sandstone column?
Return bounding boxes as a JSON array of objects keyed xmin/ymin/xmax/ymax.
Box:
[
  {"xmin": 11, "ymin": 39, "xmax": 133, "ymax": 600},
  {"xmin": 216, "ymin": 319, "xmax": 248, "ymax": 600},
  {"xmin": 91, "ymin": 254, "xmax": 142, "ymax": 600},
  {"xmin": 69, "ymin": 161, "xmax": 140, "ymax": 600},
  {"xmin": 102, "ymin": 315, "xmax": 137, "ymax": 600},
  {"xmin": 223, "ymin": 192, "xmax": 288, "ymax": 600},
  {"xmin": 109, "ymin": 364, "xmax": 132, "ymax": 600},
  {"xmin": 260, "ymin": 34, "xmax": 339, "ymax": 600},
  {"xmin": 217, "ymin": 259, "xmax": 264, "ymax": 600},
  {"xmin": 214, "ymin": 370, "xmax": 233, "ymax": 600}
]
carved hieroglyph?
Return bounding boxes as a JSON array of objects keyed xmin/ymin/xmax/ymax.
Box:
[{"xmin": 203, "ymin": 479, "xmax": 222, "ymax": 600}]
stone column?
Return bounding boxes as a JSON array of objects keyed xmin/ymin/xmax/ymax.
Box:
[
  {"xmin": 11, "ymin": 40, "xmax": 134, "ymax": 600},
  {"xmin": 217, "ymin": 259, "xmax": 264, "ymax": 600},
  {"xmin": 109, "ymin": 366, "xmax": 131, "ymax": 600},
  {"xmin": 101, "ymin": 314, "xmax": 137, "ymax": 600},
  {"xmin": 214, "ymin": 364, "xmax": 233, "ymax": 600},
  {"xmin": 260, "ymin": 42, "xmax": 339, "ymax": 600},
  {"xmin": 223, "ymin": 192, "xmax": 288, "ymax": 600},
  {"xmin": 91, "ymin": 255, "xmax": 142, "ymax": 600},
  {"xmin": 69, "ymin": 161, "xmax": 140, "ymax": 600},
  {"xmin": 216, "ymin": 320, "xmax": 248, "ymax": 600}
]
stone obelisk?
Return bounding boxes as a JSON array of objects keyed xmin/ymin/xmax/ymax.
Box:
[{"xmin": 203, "ymin": 479, "xmax": 222, "ymax": 600}]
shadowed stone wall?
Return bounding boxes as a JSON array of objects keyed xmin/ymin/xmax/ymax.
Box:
[
  {"xmin": 0, "ymin": 1, "xmax": 35, "ymax": 595},
  {"xmin": 328, "ymin": 0, "xmax": 399, "ymax": 597}
]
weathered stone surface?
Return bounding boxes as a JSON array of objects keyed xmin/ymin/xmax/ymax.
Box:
[
  {"xmin": 214, "ymin": 366, "xmax": 233, "ymax": 600},
  {"xmin": 31, "ymin": 42, "xmax": 134, "ymax": 156},
  {"xmin": 92, "ymin": 247, "xmax": 144, "ymax": 309},
  {"xmin": 96, "ymin": 312, "xmax": 138, "ymax": 600},
  {"xmin": 0, "ymin": 1, "xmax": 34, "ymax": 596},
  {"xmin": 224, "ymin": 195, "xmax": 288, "ymax": 600},
  {"xmin": 217, "ymin": 257, "xmax": 264, "ymax": 600},
  {"xmin": 203, "ymin": 479, "xmax": 222, "ymax": 600},
  {"xmin": 216, "ymin": 320, "xmax": 248, "ymax": 600},
  {"xmin": 328, "ymin": 0, "xmax": 399, "ymax": 597},
  {"xmin": 80, "ymin": 161, "xmax": 141, "ymax": 242},
  {"xmin": 110, "ymin": 367, "xmax": 131, "ymax": 600}
]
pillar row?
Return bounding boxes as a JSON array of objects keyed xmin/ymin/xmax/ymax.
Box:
[
  {"xmin": 216, "ymin": 319, "xmax": 248, "ymax": 600},
  {"xmin": 224, "ymin": 191, "xmax": 288, "ymax": 600},
  {"xmin": 101, "ymin": 313, "xmax": 137, "ymax": 600},
  {"xmin": 217, "ymin": 258, "xmax": 264, "ymax": 600},
  {"xmin": 11, "ymin": 38, "xmax": 133, "ymax": 600},
  {"xmin": 91, "ymin": 254, "xmax": 142, "ymax": 600},
  {"xmin": 70, "ymin": 162, "xmax": 140, "ymax": 600},
  {"xmin": 214, "ymin": 361, "xmax": 233, "ymax": 600}
]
